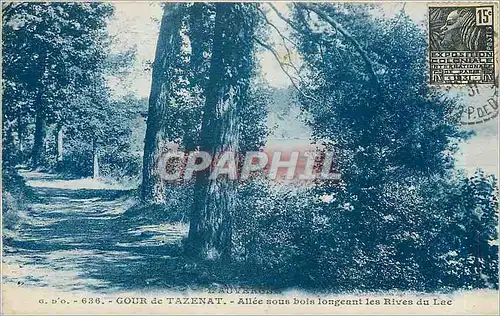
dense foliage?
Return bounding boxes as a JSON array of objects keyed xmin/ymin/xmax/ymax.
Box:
[
  {"xmin": 2, "ymin": 3, "xmax": 141, "ymax": 178},
  {"xmin": 3, "ymin": 3, "xmax": 114, "ymax": 167},
  {"xmin": 231, "ymin": 3, "xmax": 498, "ymax": 291}
]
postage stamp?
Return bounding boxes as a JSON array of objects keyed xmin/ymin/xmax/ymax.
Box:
[{"xmin": 429, "ymin": 5, "xmax": 496, "ymax": 85}]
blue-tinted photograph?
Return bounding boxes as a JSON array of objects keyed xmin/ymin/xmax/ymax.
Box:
[{"xmin": 2, "ymin": 2, "xmax": 498, "ymax": 314}]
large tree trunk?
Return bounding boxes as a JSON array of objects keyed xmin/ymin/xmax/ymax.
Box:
[
  {"xmin": 188, "ymin": 3, "xmax": 212, "ymax": 88},
  {"xmin": 141, "ymin": 4, "xmax": 184, "ymax": 203},
  {"xmin": 186, "ymin": 3, "xmax": 256, "ymax": 261},
  {"xmin": 31, "ymin": 106, "xmax": 46, "ymax": 169}
]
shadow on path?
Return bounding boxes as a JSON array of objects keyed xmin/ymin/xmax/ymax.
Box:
[{"xmin": 2, "ymin": 170, "xmax": 213, "ymax": 293}]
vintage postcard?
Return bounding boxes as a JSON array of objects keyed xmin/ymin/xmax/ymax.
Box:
[{"xmin": 1, "ymin": 1, "xmax": 499, "ymax": 315}]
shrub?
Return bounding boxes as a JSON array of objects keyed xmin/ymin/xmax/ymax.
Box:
[
  {"xmin": 58, "ymin": 142, "xmax": 142, "ymax": 181},
  {"xmin": 99, "ymin": 151, "xmax": 142, "ymax": 181},
  {"xmin": 232, "ymin": 170, "xmax": 499, "ymax": 291},
  {"xmin": 2, "ymin": 167, "xmax": 35, "ymax": 233},
  {"xmin": 233, "ymin": 180, "xmax": 321, "ymax": 287},
  {"xmin": 124, "ymin": 183, "xmax": 193, "ymax": 224},
  {"xmin": 424, "ymin": 171, "xmax": 499, "ymax": 290}
]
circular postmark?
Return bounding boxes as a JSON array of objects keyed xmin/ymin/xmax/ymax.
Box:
[
  {"xmin": 442, "ymin": 83, "xmax": 499, "ymax": 125},
  {"xmin": 459, "ymin": 84, "xmax": 498, "ymax": 125}
]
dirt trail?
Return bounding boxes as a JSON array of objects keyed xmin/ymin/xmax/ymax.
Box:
[{"xmin": 2, "ymin": 170, "xmax": 188, "ymax": 293}]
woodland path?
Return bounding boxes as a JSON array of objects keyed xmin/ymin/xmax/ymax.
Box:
[{"xmin": 2, "ymin": 170, "xmax": 193, "ymax": 293}]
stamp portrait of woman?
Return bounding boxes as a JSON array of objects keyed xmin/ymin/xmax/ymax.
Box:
[{"xmin": 429, "ymin": 7, "xmax": 488, "ymax": 51}]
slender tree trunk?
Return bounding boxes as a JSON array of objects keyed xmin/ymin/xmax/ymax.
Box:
[
  {"xmin": 17, "ymin": 112, "xmax": 24, "ymax": 154},
  {"xmin": 186, "ymin": 3, "xmax": 257, "ymax": 261},
  {"xmin": 141, "ymin": 4, "xmax": 184, "ymax": 203},
  {"xmin": 92, "ymin": 140, "xmax": 99, "ymax": 179},
  {"xmin": 31, "ymin": 49, "xmax": 49, "ymax": 170},
  {"xmin": 2, "ymin": 124, "xmax": 16, "ymax": 167},
  {"xmin": 31, "ymin": 106, "xmax": 46, "ymax": 169},
  {"xmin": 57, "ymin": 126, "xmax": 63, "ymax": 162}
]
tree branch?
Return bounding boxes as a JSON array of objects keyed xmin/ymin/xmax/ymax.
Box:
[
  {"xmin": 256, "ymin": 5, "xmax": 297, "ymax": 48},
  {"xmin": 267, "ymin": 3, "xmax": 302, "ymax": 34},
  {"xmin": 256, "ymin": 6, "xmax": 304, "ymax": 82},
  {"xmin": 297, "ymin": 3, "xmax": 381, "ymax": 93},
  {"xmin": 253, "ymin": 36, "xmax": 317, "ymax": 102}
]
